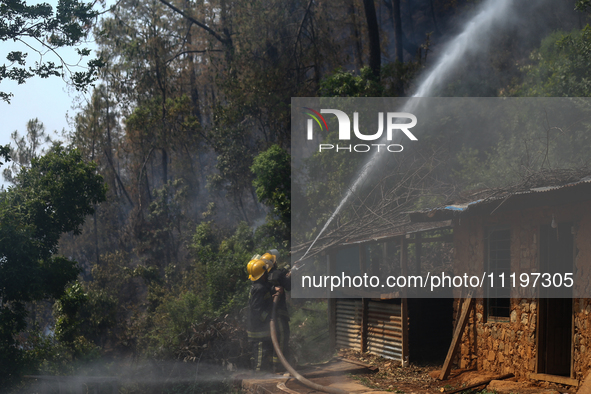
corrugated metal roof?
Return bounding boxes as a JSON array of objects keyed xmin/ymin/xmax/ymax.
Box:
[{"xmin": 410, "ymin": 173, "xmax": 591, "ymax": 221}]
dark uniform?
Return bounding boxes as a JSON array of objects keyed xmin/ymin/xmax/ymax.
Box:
[
  {"xmin": 247, "ymin": 277, "xmax": 274, "ymax": 372},
  {"xmin": 267, "ymin": 264, "xmax": 291, "ymax": 370}
]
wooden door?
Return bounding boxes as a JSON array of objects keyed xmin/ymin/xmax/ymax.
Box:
[{"xmin": 537, "ymin": 223, "xmax": 573, "ymax": 377}]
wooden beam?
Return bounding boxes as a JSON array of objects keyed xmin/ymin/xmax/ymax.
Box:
[
  {"xmin": 529, "ymin": 373, "xmax": 579, "ymax": 387},
  {"xmin": 328, "ymin": 252, "xmax": 336, "ymax": 353},
  {"xmin": 361, "ymin": 298, "xmax": 369, "ymax": 353},
  {"xmin": 445, "ymin": 373, "xmax": 514, "ymax": 394},
  {"xmin": 359, "ymin": 244, "xmax": 367, "ymax": 273},
  {"xmin": 415, "ymin": 232, "xmax": 422, "ymax": 275},
  {"xmin": 400, "ymin": 237, "xmax": 408, "ymax": 277},
  {"xmin": 575, "ymin": 372, "xmax": 591, "ymax": 394},
  {"xmin": 401, "ymin": 297, "xmax": 409, "ymax": 366},
  {"xmin": 400, "ymin": 237, "xmax": 409, "ymax": 366},
  {"xmin": 337, "ymin": 357, "xmax": 379, "ymax": 372},
  {"xmin": 439, "ymin": 293, "xmax": 474, "ymax": 380}
]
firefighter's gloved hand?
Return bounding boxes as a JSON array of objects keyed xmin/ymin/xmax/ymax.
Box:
[{"xmin": 273, "ymin": 286, "xmax": 284, "ymax": 297}]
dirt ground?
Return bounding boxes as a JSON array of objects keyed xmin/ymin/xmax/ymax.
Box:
[{"xmin": 337, "ymin": 349, "xmax": 578, "ymax": 394}]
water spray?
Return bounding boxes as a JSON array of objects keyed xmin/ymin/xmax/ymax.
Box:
[{"xmin": 294, "ymin": 0, "xmax": 515, "ymax": 267}]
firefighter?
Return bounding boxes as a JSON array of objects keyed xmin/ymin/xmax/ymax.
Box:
[
  {"xmin": 261, "ymin": 249, "xmax": 291, "ymax": 371},
  {"xmin": 247, "ymin": 257, "xmax": 276, "ymax": 373}
]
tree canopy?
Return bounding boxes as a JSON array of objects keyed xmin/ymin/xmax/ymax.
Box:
[
  {"xmin": 0, "ymin": 0, "xmax": 104, "ymax": 102},
  {"xmin": 0, "ymin": 144, "xmax": 105, "ymax": 384}
]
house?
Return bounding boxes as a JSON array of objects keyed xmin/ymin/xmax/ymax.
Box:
[
  {"xmin": 293, "ymin": 209, "xmax": 455, "ymax": 365},
  {"xmin": 409, "ymin": 170, "xmax": 591, "ymax": 385}
]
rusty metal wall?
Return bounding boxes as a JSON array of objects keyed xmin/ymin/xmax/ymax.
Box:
[
  {"xmin": 335, "ymin": 299, "xmax": 362, "ymax": 350},
  {"xmin": 367, "ymin": 301, "xmax": 403, "ymax": 361}
]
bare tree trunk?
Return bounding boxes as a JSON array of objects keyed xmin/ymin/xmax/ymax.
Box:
[
  {"xmin": 185, "ymin": 0, "xmax": 202, "ymax": 124},
  {"xmin": 393, "ymin": 0, "xmax": 403, "ymax": 63},
  {"xmin": 161, "ymin": 148, "xmax": 168, "ymax": 186},
  {"xmin": 362, "ymin": 0, "xmax": 381, "ymax": 79},
  {"xmin": 93, "ymin": 210, "xmax": 100, "ymax": 266},
  {"xmin": 429, "ymin": 0, "xmax": 441, "ymax": 35},
  {"xmin": 348, "ymin": 0, "xmax": 364, "ymax": 70}
]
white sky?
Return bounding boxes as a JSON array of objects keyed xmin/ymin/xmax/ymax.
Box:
[{"xmin": 0, "ymin": 0, "xmax": 110, "ymax": 187}]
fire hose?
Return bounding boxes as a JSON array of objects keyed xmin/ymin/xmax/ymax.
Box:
[{"xmin": 270, "ymin": 294, "xmax": 349, "ymax": 394}]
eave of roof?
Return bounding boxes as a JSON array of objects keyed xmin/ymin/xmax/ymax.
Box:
[{"xmin": 409, "ymin": 175, "xmax": 591, "ymax": 223}]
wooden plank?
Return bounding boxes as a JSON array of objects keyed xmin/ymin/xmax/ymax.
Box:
[
  {"xmin": 400, "ymin": 236, "xmax": 409, "ymax": 367},
  {"xmin": 337, "ymin": 357, "xmax": 379, "ymax": 372},
  {"xmin": 328, "ymin": 298, "xmax": 336, "ymax": 353},
  {"xmin": 400, "ymin": 236, "xmax": 408, "ymax": 277},
  {"xmin": 572, "ymin": 298, "xmax": 576, "ymax": 379},
  {"xmin": 446, "ymin": 373, "xmax": 514, "ymax": 394},
  {"xmin": 415, "ymin": 232, "xmax": 422, "ymax": 275},
  {"xmin": 277, "ymin": 382, "xmax": 301, "ymax": 394},
  {"xmin": 327, "ymin": 252, "xmax": 336, "ymax": 353},
  {"xmin": 575, "ymin": 371, "xmax": 591, "ymax": 394},
  {"xmin": 439, "ymin": 293, "xmax": 474, "ymax": 380},
  {"xmin": 529, "ymin": 373, "xmax": 579, "ymax": 387},
  {"xmin": 401, "ymin": 297, "xmax": 409, "ymax": 366},
  {"xmin": 359, "ymin": 244, "xmax": 366, "ymax": 273}
]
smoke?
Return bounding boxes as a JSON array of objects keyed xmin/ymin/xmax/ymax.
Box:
[
  {"xmin": 297, "ymin": 0, "xmax": 583, "ymax": 261},
  {"xmin": 412, "ymin": 0, "xmax": 514, "ymax": 98},
  {"xmin": 14, "ymin": 359, "xmax": 260, "ymax": 394}
]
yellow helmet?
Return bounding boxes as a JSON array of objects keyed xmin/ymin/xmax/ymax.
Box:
[
  {"xmin": 247, "ymin": 254, "xmax": 262, "ymax": 276},
  {"xmin": 247, "ymin": 258, "xmax": 268, "ymax": 281},
  {"xmin": 261, "ymin": 252, "xmax": 276, "ymax": 271}
]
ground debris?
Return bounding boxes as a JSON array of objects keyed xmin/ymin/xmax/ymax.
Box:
[
  {"xmin": 338, "ymin": 349, "xmax": 438, "ymax": 392},
  {"xmin": 335, "ymin": 349, "xmax": 577, "ymax": 394}
]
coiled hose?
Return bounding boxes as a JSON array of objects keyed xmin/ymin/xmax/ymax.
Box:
[{"xmin": 270, "ymin": 295, "xmax": 349, "ymax": 394}]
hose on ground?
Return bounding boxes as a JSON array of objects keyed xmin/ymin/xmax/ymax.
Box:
[{"xmin": 270, "ymin": 294, "xmax": 349, "ymax": 394}]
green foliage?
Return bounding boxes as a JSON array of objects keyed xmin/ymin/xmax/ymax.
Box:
[
  {"xmin": 0, "ymin": 145, "xmax": 106, "ymax": 386},
  {"xmin": 2, "ymin": 119, "xmax": 51, "ymax": 184},
  {"xmin": 300, "ymin": 127, "xmax": 366, "ymax": 236},
  {"xmin": 251, "ymin": 145, "xmax": 291, "ymax": 227},
  {"xmin": 146, "ymin": 291, "xmax": 208, "ymax": 357},
  {"xmin": 54, "ymin": 282, "xmax": 88, "ymax": 345},
  {"xmin": 126, "ymin": 95, "xmax": 200, "ymax": 149},
  {"xmin": 207, "ymin": 103, "xmax": 258, "ymax": 216},
  {"xmin": 0, "ymin": 144, "xmax": 11, "ymax": 166},
  {"xmin": 451, "ymin": 101, "xmax": 591, "ymax": 189},
  {"xmin": 289, "ymin": 300, "xmax": 330, "ymax": 364},
  {"xmin": 319, "ymin": 63, "xmax": 422, "ymax": 98},
  {"xmin": 576, "ymin": 0, "xmax": 591, "ymax": 13},
  {"xmin": 319, "ymin": 67, "xmax": 382, "ymax": 97},
  {"xmin": 0, "ymin": 0, "xmax": 104, "ymax": 102},
  {"xmin": 193, "ymin": 221, "xmax": 253, "ymax": 313},
  {"xmin": 519, "ymin": 27, "xmax": 591, "ymax": 97}
]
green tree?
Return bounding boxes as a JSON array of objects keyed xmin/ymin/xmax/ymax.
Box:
[
  {"xmin": 519, "ymin": 27, "xmax": 591, "ymax": 97},
  {"xmin": 251, "ymin": 145, "xmax": 291, "ymax": 228},
  {"xmin": 2, "ymin": 118, "xmax": 51, "ymax": 183},
  {"xmin": 1, "ymin": 0, "xmax": 104, "ymax": 102},
  {"xmin": 0, "ymin": 145, "xmax": 106, "ymax": 385}
]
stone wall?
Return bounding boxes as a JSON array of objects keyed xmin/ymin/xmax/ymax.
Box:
[
  {"xmin": 456, "ymin": 298, "xmax": 537, "ymax": 377},
  {"xmin": 451, "ymin": 200, "xmax": 591, "ymax": 380}
]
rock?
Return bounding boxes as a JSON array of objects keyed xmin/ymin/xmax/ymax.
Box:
[
  {"xmin": 487, "ymin": 380, "xmax": 560, "ymax": 394},
  {"xmin": 428, "ymin": 371, "xmax": 441, "ymax": 379}
]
